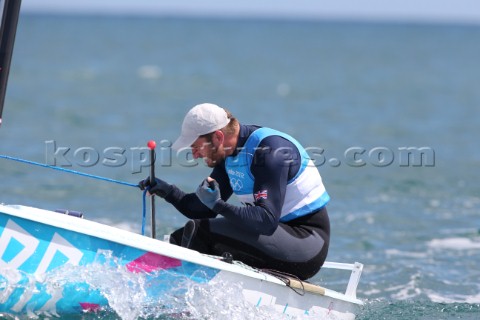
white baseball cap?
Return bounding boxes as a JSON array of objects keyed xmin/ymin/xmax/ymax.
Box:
[{"xmin": 172, "ymin": 103, "xmax": 230, "ymax": 150}]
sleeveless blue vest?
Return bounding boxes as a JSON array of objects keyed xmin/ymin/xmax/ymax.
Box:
[{"xmin": 225, "ymin": 127, "xmax": 329, "ymax": 222}]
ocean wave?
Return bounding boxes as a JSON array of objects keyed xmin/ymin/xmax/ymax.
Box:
[{"xmin": 427, "ymin": 237, "xmax": 480, "ymax": 250}]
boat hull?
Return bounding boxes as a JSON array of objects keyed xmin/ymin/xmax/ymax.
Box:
[{"xmin": 0, "ymin": 204, "xmax": 361, "ymax": 318}]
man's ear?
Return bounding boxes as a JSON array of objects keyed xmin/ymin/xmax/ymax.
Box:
[{"xmin": 213, "ymin": 130, "xmax": 225, "ymax": 145}]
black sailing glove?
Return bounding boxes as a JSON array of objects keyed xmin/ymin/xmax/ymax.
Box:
[{"xmin": 138, "ymin": 177, "xmax": 173, "ymax": 198}]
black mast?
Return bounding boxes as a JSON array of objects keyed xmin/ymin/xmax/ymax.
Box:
[{"xmin": 0, "ymin": 0, "xmax": 22, "ymax": 126}]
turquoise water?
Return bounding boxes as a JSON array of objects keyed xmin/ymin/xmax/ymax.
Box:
[{"xmin": 1, "ymin": 13, "xmax": 480, "ymax": 319}]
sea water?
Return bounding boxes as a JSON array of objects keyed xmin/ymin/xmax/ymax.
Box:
[{"xmin": 1, "ymin": 13, "xmax": 479, "ymax": 319}]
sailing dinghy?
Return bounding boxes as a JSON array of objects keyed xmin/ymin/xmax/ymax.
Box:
[
  {"xmin": 0, "ymin": 1, "xmax": 364, "ymax": 318},
  {"xmin": 0, "ymin": 203, "xmax": 364, "ymax": 318}
]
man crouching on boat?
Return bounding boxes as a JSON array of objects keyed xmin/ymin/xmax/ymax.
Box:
[{"xmin": 139, "ymin": 103, "xmax": 330, "ymax": 280}]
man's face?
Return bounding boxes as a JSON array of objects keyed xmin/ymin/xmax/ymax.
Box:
[{"xmin": 190, "ymin": 132, "xmax": 225, "ymax": 167}]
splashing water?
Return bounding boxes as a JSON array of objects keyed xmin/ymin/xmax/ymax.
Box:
[
  {"xmin": 1, "ymin": 250, "xmax": 323, "ymax": 320},
  {"xmin": 182, "ymin": 278, "xmax": 339, "ymax": 320}
]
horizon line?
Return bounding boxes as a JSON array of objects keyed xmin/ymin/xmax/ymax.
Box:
[{"xmin": 19, "ymin": 9, "xmax": 480, "ymax": 27}]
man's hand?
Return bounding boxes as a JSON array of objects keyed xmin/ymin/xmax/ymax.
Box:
[
  {"xmin": 138, "ymin": 177, "xmax": 173, "ymax": 198},
  {"xmin": 196, "ymin": 177, "xmax": 221, "ymax": 209}
]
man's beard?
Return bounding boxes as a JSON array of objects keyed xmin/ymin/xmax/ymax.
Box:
[{"xmin": 204, "ymin": 146, "xmax": 223, "ymax": 167}]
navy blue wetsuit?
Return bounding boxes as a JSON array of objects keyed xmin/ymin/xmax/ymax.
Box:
[{"xmin": 165, "ymin": 124, "xmax": 330, "ymax": 280}]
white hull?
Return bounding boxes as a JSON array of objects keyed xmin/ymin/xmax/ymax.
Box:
[{"xmin": 0, "ymin": 204, "xmax": 363, "ymax": 318}]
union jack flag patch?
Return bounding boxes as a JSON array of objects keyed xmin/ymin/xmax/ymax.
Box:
[{"xmin": 254, "ymin": 190, "xmax": 268, "ymax": 201}]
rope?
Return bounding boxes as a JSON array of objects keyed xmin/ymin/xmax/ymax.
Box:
[
  {"xmin": 261, "ymin": 269, "xmax": 306, "ymax": 296},
  {"xmin": 1, "ymin": 154, "xmax": 150, "ymax": 235},
  {"xmin": 0, "ymin": 154, "xmax": 138, "ymax": 188},
  {"xmin": 142, "ymin": 189, "xmax": 149, "ymax": 236}
]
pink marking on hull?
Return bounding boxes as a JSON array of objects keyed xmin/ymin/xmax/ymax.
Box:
[
  {"xmin": 80, "ymin": 302, "xmax": 100, "ymax": 312},
  {"xmin": 126, "ymin": 251, "xmax": 182, "ymax": 273}
]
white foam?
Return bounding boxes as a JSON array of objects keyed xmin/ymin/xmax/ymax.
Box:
[
  {"xmin": 427, "ymin": 237, "xmax": 480, "ymax": 250},
  {"xmin": 387, "ymin": 273, "xmax": 422, "ymax": 300},
  {"xmin": 385, "ymin": 249, "xmax": 428, "ymax": 259},
  {"xmin": 362, "ymin": 288, "xmax": 382, "ymax": 296},
  {"xmin": 427, "ymin": 291, "xmax": 480, "ymax": 304},
  {"xmin": 137, "ymin": 65, "xmax": 162, "ymax": 79}
]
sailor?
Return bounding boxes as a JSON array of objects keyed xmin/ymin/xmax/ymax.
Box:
[{"xmin": 139, "ymin": 103, "xmax": 330, "ymax": 280}]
